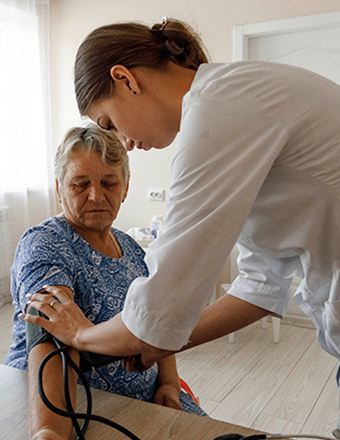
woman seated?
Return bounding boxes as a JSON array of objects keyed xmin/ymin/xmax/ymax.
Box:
[{"xmin": 5, "ymin": 124, "xmax": 207, "ymax": 440}]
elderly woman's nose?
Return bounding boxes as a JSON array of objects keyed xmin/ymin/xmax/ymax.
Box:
[{"xmin": 88, "ymin": 184, "xmax": 105, "ymax": 201}]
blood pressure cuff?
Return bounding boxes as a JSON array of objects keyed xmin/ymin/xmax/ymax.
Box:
[
  {"xmin": 25, "ymin": 306, "xmax": 128, "ymax": 372},
  {"xmin": 80, "ymin": 351, "xmax": 124, "ymax": 372},
  {"xmin": 26, "ymin": 306, "xmax": 54, "ymax": 354}
]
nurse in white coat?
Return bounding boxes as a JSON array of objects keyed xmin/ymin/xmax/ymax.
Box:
[{"xmin": 24, "ymin": 17, "xmax": 340, "ymax": 432}]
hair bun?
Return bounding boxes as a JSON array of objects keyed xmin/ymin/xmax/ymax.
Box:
[
  {"xmin": 165, "ymin": 39, "xmax": 185, "ymax": 56},
  {"xmin": 151, "ymin": 17, "xmax": 188, "ymax": 56}
]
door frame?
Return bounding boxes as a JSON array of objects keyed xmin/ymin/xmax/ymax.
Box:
[{"xmin": 233, "ymin": 11, "xmax": 340, "ymax": 61}]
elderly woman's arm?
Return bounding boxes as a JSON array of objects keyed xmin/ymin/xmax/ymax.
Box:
[
  {"xmin": 28, "ymin": 286, "xmax": 79, "ymax": 440},
  {"xmin": 154, "ymin": 355, "xmax": 182, "ymax": 410},
  {"xmin": 28, "ymin": 341, "xmax": 80, "ymax": 440}
]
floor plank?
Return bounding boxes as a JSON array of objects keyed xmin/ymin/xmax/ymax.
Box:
[
  {"xmin": 251, "ymin": 414, "xmax": 303, "ymax": 434},
  {"xmin": 263, "ymin": 324, "xmax": 315, "ymax": 364},
  {"xmin": 262, "ymin": 339, "xmax": 338, "ymax": 424},
  {"xmin": 303, "ymin": 364, "xmax": 339, "ymax": 436},
  {"xmin": 209, "ymin": 356, "xmax": 295, "ymax": 427},
  {"xmin": 184, "ymin": 327, "xmax": 275, "ymax": 402}
]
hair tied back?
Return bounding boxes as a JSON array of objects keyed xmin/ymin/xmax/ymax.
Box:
[
  {"xmin": 151, "ymin": 16, "xmax": 186, "ymax": 56},
  {"xmin": 165, "ymin": 39, "xmax": 185, "ymax": 56},
  {"xmin": 75, "ymin": 17, "xmax": 209, "ymax": 115}
]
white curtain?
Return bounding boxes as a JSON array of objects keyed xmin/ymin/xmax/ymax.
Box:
[{"xmin": 0, "ymin": 0, "xmax": 56, "ymax": 307}]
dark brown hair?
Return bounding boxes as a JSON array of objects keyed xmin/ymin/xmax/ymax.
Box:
[{"xmin": 75, "ymin": 18, "xmax": 209, "ymax": 115}]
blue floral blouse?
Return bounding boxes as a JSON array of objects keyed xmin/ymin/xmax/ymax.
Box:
[{"xmin": 5, "ymin": 216, "xmax": 158, "ymax": 402}]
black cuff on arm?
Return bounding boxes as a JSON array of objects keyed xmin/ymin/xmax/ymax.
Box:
[
  {"xmin": 25, "ymin": 307, "xmax": 54, "ymax": 354},
  {"xmin": 79, "ymin": 351, "xmax": 125, "ymax": 372}
]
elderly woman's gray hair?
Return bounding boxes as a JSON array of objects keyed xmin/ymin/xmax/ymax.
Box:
[{"xmin": 55, "ymin": 124, "xmax": 129, "ymax": 184}]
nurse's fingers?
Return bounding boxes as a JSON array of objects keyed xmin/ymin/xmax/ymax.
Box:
[
  {"xmin": 21, "ymin": 285, "xmax": 77, "ymax": 337},
  {"xmin": 121, "ymin": 357, "xmax": 139, "ymax": 372},
  {"xmin": 28, "ymin": 285, "xmax": 73, "ymax": 304},
  {"xmin": 20, "ymin": 292, "xmax": 93, "ymax": 349},
  {"xmin": 19, "ymin": 310, "xmax": 54, "ymax": 334},
  {"xmin": 121, "ymin": 355, "xmax": 149, "ymax": 372}
]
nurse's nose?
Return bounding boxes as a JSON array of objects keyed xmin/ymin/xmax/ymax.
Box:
[{"xmin": 119, "ymin": 134, "xmax": 135, "ymax": 151}]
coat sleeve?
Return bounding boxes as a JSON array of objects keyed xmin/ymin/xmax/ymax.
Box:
[
  {"xmin": 229, "ymin": 242, "xmax": 295, "ymax": 317},
  {"xmin": 122, "ymin": 88, "xmax": 288, "ymax": 350}
]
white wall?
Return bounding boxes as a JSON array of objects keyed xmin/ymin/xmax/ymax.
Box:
[{"xmin": 49, "ymin": 0, "xmax": 340, "ymax": 231}]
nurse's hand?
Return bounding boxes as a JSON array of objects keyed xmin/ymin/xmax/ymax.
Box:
[
  {"xmin": 122, "ymin": 347, "xmax": 175, "ymax": 372},
  {"xmin": 20, "ymin": 285, "xmax": 95, "ymax": 350},
  {"xmin": 21, "ymin": 285, "xmax": 176, "ymax": 365}
]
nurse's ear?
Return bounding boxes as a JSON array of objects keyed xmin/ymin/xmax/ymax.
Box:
[
  {"xmin": 110, "ymin": 65, "xmax": 140, "ymax": 96},
  {"xmin": 122, "ymin": 174, "xmax": 130, "ymax": 203}
]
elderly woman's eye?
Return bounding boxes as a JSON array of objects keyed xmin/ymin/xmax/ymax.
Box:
[
  {"xmin": 73, "ymin": 181, "xmax": 89, "ymax": 190},
  {"xmin": 103, "ymin": 180, "xmax": 117, "ymax": 188}
]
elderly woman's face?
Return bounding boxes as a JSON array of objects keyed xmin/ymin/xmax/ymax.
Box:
[{"xmin": 57, "ymin": 149, "xmax": 128, "ymax": 233}]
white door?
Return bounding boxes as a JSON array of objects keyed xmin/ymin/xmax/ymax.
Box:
[
  {"xmin": 234, "ymin": 11, "xmax": 340, "ymax": 83},
  {"xmin": 249, "ymin": 26, "xmax": 340, "ymax": 85},
  {"xmin": 232, "ymin": 12, "xmax": 340, "ymax": 318}
]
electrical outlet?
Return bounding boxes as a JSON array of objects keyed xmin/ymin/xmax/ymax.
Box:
[{"xmin": 148, "ymin": 189, "xmax": 164, "ymax": 201}]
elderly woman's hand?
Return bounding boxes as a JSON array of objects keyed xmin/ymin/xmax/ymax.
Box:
[
  {"xmin": 154, "ymin": 383, "xmax": 183, "ymax": 410},
  {"xmin": 21, "ymin": 285, "xmax": 94, "ymax": 350},
  {"xmin": 153, "ymin": 355, "xmax": 183, "ymax": 410}
]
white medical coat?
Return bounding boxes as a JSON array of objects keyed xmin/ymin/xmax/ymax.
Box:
[{"xmin": 122, "ymin": 62, "xmax": 340, "ymax": 359}]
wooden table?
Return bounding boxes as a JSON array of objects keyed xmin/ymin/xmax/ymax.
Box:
[{"xmin": 0, "ymin": 364, "xmax": 261, "ymax": 440}]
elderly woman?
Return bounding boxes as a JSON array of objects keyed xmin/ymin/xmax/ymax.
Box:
[{"xmin": 5, "ymin": 124, "xmax": 207, "ymax": 440}]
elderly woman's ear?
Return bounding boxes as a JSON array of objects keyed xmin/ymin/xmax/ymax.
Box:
[
  {"xmin": 55, "ymin": 179, "xmax": 62, "ymax": 204},
  {"xmin": 122, "ymin": 174, "xmax": 130, "ymax": 203}
]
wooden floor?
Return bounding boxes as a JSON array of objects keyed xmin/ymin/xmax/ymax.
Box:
[{"xmin": 0, "ymin": 303, "xmax": 339, "ymax": 437}]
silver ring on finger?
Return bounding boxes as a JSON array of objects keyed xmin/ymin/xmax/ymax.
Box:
[{"xmin": 50, "ymin": 299, "xmax": 59, "ymax": 308}]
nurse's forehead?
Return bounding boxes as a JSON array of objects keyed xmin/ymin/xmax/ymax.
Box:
[{"xmin": 87, "ymin": 98, "xmax": 111, "ymax": 119}]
